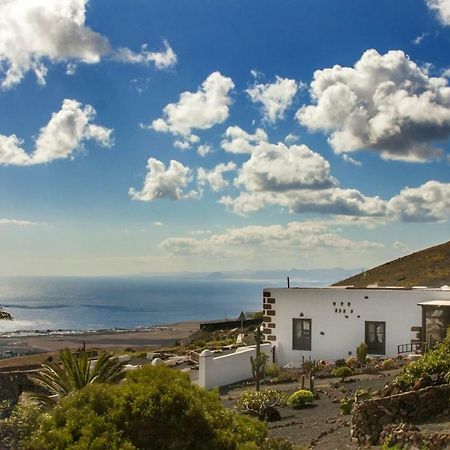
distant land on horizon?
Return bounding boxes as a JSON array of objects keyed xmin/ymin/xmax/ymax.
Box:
[
  {"xmin": 334, "ymin": 240, "xmax": 450, "ymax": 288},
  {"xmin": 132, "ymin": 268, "xmax": 358, "ymax": 286}
]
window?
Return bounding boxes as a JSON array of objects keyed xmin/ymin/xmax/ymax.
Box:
[
  {"xmin": 292, "ymin": 318, "xmax": 312, "ymax": 351},
  {"xmin": 365, "ymin": 321, "xmax": 385, "ymax": 355}
]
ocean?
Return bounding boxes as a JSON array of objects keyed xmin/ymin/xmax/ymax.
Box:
[{"xmin": 0, "ymin": 276, "xmax": 274, "ymax": 336}]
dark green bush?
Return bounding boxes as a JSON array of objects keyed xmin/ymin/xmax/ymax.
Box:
[
  {"xmin": 286, "ymin": 390, "xmax": 314, "ymax": 408},
  {"xmin": 25, "ymin": 366, "xmax": 267, "ymax": 450}
]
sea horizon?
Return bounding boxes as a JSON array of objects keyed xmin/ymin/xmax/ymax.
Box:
[{"xmin": 0, "ymin": 274, "xmax": 338, "ymax": 337}]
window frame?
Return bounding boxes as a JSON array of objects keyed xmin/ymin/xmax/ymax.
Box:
[
  {"xmin": 364, "ymin": 321, "xmax": 386, "ymax": 355},
  {"xmin": 292, "ymin": 318, "xmax": 312, "ymax": 351}
]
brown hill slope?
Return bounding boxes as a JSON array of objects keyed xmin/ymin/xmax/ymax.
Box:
[{"xmin": 333, "ymin": 240, "xmax": 450, "ymax": 288}]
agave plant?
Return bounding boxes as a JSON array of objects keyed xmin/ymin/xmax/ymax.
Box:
[{"xmin": 30, "ymin": 348, "xmax": 126, "ymax": 405}]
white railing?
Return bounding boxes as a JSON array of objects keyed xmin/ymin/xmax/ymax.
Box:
[{"xmin": 198, "ymin": 343, "xmax": 272, "ymax": 389}]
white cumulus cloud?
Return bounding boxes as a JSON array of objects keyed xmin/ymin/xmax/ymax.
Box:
[
  {"xmin": 247, "ymin": 76, "xmax": 298, "ymax": 123},
  {"xmin": 221, "ymin": 126, "xmax": 268, "ymax": 154},
  {"xmin": 0, "ymin": 0, "xmax": 176, "ymax": 89},
  {"xmin": 426, "ymin": 0, "xmax": 450, "ymax": 25},
  {"xmin": 197, "ymin": 162, "xmax": 237, "ymax": 192},
  {"xmin": 114, "ymin": 40, "xmax": 177, "ymax": 69},
  {"xmin": 297, "ymin": 49, "xmax": 450, "ymax": 162},
  {"xmin": 234, "ymin": 142, "xmax": 336, "ymax": 192},
  {"xmin": 129, "ymin": 158, "xmax": 198, "ymax": 201},
  {"xmin": 387, "ymin": 180, "xmax": 450, "ymax": 222},
  {"xmin": 150, "ymin": 72, "xmax": 234, "ymax": 142},
  {"xmin": 0, "ymin": 99, "xmax": 112, "ymax": 166},
  {"xmin": 159, "ymin": 220, "xmax": 383, "ymax": 258}
]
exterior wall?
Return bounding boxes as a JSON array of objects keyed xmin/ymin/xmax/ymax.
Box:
[
  {"xmin": 198, "ymin": 343, "xmax": 272, "ymax": 389},
  {"xmin": 263, "ymin": 287, "xmax": 450, "ymax": 365}
]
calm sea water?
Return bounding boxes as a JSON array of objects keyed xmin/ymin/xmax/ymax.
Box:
[{"xmin": 0, "ymin": 276, "xmax": 272, "ymax": 335}]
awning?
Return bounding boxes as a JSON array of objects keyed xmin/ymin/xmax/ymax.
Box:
[{"xmin": 418, "ymin": 300, "xmax": 450, "ymax": 307}]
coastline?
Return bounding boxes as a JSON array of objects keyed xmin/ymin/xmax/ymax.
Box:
[{"xmin": 0, "ymin": 321, "xmax": 200, "ymax": 366}]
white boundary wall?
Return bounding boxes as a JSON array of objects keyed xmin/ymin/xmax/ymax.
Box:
[
  {"xmin": 263, "ymin": 287, "xmax": 450, "ymax": 365},
  {"xmin": 198, "ymin": 344, "xmax": 272, "ymax": 389}
]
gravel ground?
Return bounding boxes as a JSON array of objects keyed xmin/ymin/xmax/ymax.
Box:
[{"xmin": 222, "ymin": 370, "xmax": 401, "ymax": 450}]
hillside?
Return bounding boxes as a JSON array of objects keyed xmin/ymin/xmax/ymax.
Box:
[{"xmin": 333, "ymin": 240, "xmax": 450, "ymax": 288}]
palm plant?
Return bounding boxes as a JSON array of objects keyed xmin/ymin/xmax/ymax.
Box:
[{"xmin": 30, "ymin": 348, "xmax": 126, "ymax": 405}]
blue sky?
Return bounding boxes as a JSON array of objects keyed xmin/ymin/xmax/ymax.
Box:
[{"xmin": 1, "ymin": 0, "xmax": 450, "ymax": 276}]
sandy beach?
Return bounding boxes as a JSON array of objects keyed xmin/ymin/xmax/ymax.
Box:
[{"xmin": 0, "ymin": 321, "xmax": 200, "ymax": 368}]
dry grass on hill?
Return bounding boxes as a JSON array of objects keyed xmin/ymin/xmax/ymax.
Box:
[{"xmin": 333, "ymin": 240, "xmax": 450, "ymax": 288}]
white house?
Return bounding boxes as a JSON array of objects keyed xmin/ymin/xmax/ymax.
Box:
[{"xmin": 262, "ymin": 286, "xmax": 450, "ymax": 365}]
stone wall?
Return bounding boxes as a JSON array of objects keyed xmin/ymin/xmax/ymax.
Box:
[
  {"xmin": 380, "ymin": 423, "xmax": 450, "ymax": 450},
  {"xmin": 351, "ymin": 384, "xmax": 450, "ymax": 445},
  {"xmin": 0, "ymin": 373, "xmax": 22, "ymax": 404}
]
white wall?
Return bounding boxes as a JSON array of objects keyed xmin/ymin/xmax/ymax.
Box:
[
  {"xmin": 198, "ymin": 343, "xmax": 272, "ymax": 389},
  {"xmin": 266, "ymin": 287, "xmax": 450, "ymax": 365}
]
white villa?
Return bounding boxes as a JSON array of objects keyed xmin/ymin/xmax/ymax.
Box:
[{"xmin": 262, "ymin": 286, "xmax": 450, "ymax": 364}]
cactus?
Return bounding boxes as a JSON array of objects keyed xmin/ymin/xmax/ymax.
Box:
[
  {"xmin": 251, "ymin": 326, "xmax": 267, "ymax": 391},
  {"xmin": 301, "ymin": 357, "xmax": 318, "ymax": 395},
  {"xmin": 356, "ymin": 342, "xmax": 368, "ymax": 370}
]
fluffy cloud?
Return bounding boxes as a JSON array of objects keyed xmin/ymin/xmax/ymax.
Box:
[
  {"xmin": 297, "ymin": 49, "xmax": 450, "ymax": 162},
  {"xmin": 129, "ymin": 158, "xmax": 198, "ymax": 201},
  {"xmin": 246, "ymin": 76, "xmax": 298, "ymax": 123},
  {"xmin": 234, "ymin": 142, "xmax": 336, "ymax": 192},
  {"xmin": 113, "ymin": 40, "xmax": 177, "ymax": 69},
  {"xmin": 0, "ymin": 99, "xmax": 112, "ymax": 166},
  {"xmin": 159, "ymin": 220, "xmax": 383, "ymax": 258},
  {"xmin": 221, "ymin": 126, "xmax": 268, "ymax": 154},
  {"xmin": 197, "ymin": 144, "xmax": 212, "ymax": 157},
  {"xmin": 219, "ymin": 140, "xmax": 389, "ymax": 216},
  {"xmin": 0, "ymin": 0, "xmax": 176, "ymax": 88},
  {"xmin": 220, "ymin": 188, "xmax": 387, "ymax": 217},
  {"xmin": 426, "ymin": 0, "xmax": 450, "ymax": 25},
  {"xmin": 387, "ymin": 180, "xmax": 450, "ymax": 222},
  {"xmin": 151, "ymin": 72, "xmax": 234, "ymax": 141},
  {"xmin": 197, "ymin": 162, "xmax": 237, "ymax": 192}
]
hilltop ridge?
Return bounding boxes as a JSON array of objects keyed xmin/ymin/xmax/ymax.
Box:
[{"xmin": 333, "ymin": 240, "xmax": 450, "ymax": 288}]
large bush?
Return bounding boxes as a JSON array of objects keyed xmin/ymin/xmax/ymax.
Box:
[
  {"xmin": 24, "ymin": 366, "xmax": 267, "ymax": 450},
  {"xmin": 395, "ymin": 341, "xmax": 450, "ymax": 386}
]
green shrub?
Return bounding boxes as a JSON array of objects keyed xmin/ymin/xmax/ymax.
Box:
[
  {"xmin": 286, "ymin": 390, "xmax": 314, "ymax": 409},
  {"xmin": 339, "ymin": 397, "xmax": 353, "ymax": 415},
  {"xmin": 237, "ymin": 389, "xmax": 286, "ymax": 421},
  {"xmin": 395, "ymin": 341, "xmax": 450, "ymax": 386},
  {"xmin": 25, "ymin": 366, "xmax": 267, "ymax": 450},
  {"xmin": 0, "ymin": 401, "xmax": 42, "ymax": 449},
  {"xmin": 265, "ymin": 363, "xmax": 281, "ymax": 378},
  {"xmin": 331, "ymin": 366, "xmax": 353, "ymax": 379}
]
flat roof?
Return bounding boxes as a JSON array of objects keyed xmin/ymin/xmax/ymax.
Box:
[
  {"xmin": 265, "ymin": 286, "xmax": 450, "ymax": 292},
  {"xmin": 418, "ymin": 300, "xmax": 450, "ymax": 307}
]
